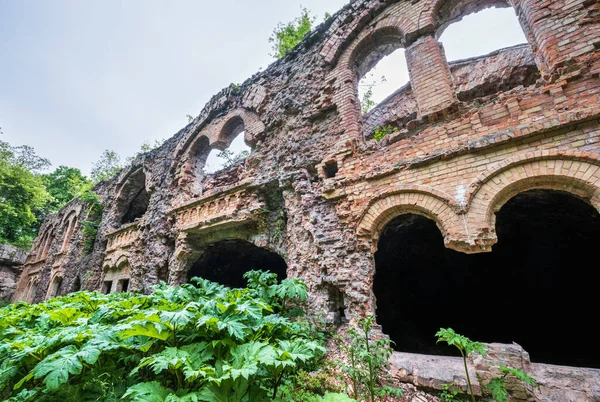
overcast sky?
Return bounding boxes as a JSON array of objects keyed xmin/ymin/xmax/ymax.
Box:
[{"xmin": 0, "ymin": 1, "xmax": 525, "ymax": 175}]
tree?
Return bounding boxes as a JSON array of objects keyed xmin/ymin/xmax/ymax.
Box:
[
  {"xmin": 269, "ymin": 7, "xmax": 316, "ymax": 59},
  {"xmin": 41, "ymin": 166, "xmax": 91, "ymax": 213},
  {"xmin": 125, "ymin": 139, "xmax": 164, "ymax": 165},
  {"xmin": 90, "ymin": 149, "xmax": 122, "ymax": 184},
  {"xmin": 0, "ymin": 140, "xmax": 51, "ymax": 247}
]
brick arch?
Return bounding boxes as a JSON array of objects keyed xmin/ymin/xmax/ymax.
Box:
[
  {"xmin": 336, "ymin": 17, "xmax": 414, "ymax": 76},
  {"xmin": 421, "ymin": 0, "xmax": 510, "ymax": 35},
  {"xmin": 174, "ymin": 108, "xmax": 264, "ymax": 186},
  {"xmin": 327, "ymin": 17, "xmax": 415, "ymax": 142},
  {"xmin": 356, "ymin": 187, "xmax": 465, "ymax": 252},
  {"xmin": 466, "ymin": 154, "xmax": 600, "ymax": 245}
]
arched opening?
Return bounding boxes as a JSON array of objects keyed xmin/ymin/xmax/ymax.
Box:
[
  {"xmin": 117, "ymin": 169, "xmax": 149, "ymax": 225},
  {"xmin": 358, "ymin": 49, "xmax": 409, "ymax": 114},
  {"xmin": 204, "ymin": 117, "xmax": 251, "ymax": 175},
  {"xmin": 374, "ymin": 190, "xmax": 600, "ymax": 368},
  {"xmin": 46, "ymin": 276, "xmax": 63, "ymax": 299},
  {"xmin": 61, "ymin": 214, "xmax": 79, "ymax": 252},
  {"xmin": 204, "ymin": 133, "xmax": 251, "ymax": 174},
  {"xmin": 186, "ymin": 240, "xmax": 287, "ymax": 288},
  {"xmin": 436, "ymin": 1, "xmax": 529, "ymax": 61},
  {"xmin": 350, "ymin": 24, "xmax": 409, "ymax": 116}
]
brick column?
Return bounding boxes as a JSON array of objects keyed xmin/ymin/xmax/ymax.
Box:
[
  {"xmin": 512, "ymin": 0, "xmax": 600, "ymax": 74},
  {"xmin": 405, "ymin": 34, "xmax": 457, "ymax": 118}
]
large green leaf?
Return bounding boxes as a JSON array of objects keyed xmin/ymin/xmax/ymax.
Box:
[
  {"xmin": 32, "ymin": 345, "xmax": 83, "ymax": 390},
  {"xmin": 123, "ymin": 381, "xmax": 173, "ymax": 402}
]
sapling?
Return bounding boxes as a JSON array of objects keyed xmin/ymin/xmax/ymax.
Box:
[
  {"xmin": 436, "ymin": 328, "xmax": 539, "ymax": 402},
  {"xmin": 435, "ymin": 328, "xmax": 486, "ymax": 402}
]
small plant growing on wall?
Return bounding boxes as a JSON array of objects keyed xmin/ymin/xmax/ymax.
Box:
[
  {"xmin": 79, "ymin": 189, "xmax": 103, "ymax": 254},
  {"xmin": 436, "ymin": 328, "xmax": 538, "ymax": 402},
  {"xmin": 373, "ymin": 125, "xmax": 398, "ymax": 142}
]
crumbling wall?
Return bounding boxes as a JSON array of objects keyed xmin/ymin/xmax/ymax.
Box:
[
  {"xmin": 11, "ymin": 0, "xmax": 600, "ymax": 400},
  {"xmin": 0, "ymin": 244, "xmax": 26, "ymax": 302}
]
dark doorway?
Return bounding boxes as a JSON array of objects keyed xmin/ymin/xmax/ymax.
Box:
[
  {"xmin": 374, "ymin": 190, "xmax": 600, "ymax": 368},
  {"xmin": 187, "ymin": 240, "xmax": 287, "ymax": 288}
]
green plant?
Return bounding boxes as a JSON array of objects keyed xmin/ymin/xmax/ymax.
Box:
[
  {"xmin": 436, "ymin": 329, "xmax": 538, "ymax": 402},
  {"xmin": 269, "ymin": 7, "xmax": 316, "ymax": 59},
  {"xmin": 337, "ymin": 316, "xmax": 403, "ymax": 402},
  {"xmin": 0, "ymin": 271, "xmax": 326, "ymax": 401},
  {"xmin": 79, "ymin": 188, "xmax": 103, "ymax": 254},
  {"xmin": 436, "ymin": 328, "xmax": 486, "ymax": 402},
  {"xmin": 440, "ymin": 382, "xmax": 464, "ymax": 402},
  {"xmin": 359, "ymin": 74, "xmax": 387, "ymax": 114},
  {"xmin": 373, "ymin": 125, "xmax": 398, "ymax": 142},
  {"xmin": 487, "ymin": 366, "xmax": 538, "ymax": 402}
]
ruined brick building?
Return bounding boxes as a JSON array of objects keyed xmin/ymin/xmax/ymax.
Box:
[{"xmin": 9, "ymin": 0, "xmax": 600, "ymax": 399}]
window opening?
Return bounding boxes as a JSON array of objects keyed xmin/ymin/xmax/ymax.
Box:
[
  {"xmin": 117, "ymin": 279, "xmax": 130, "ymax": 292},
  {"xmin": 204, "ymin": 132, "xmax": 251, "ymax": 174},
  {"xmin": 358, "ymin": 50, "xmax": 409, "ymax": 114},
  {"xmin": 103, "ymin": 281, "xmax": 113, "ymax": 294},
  {"xmin": 323, "ymin": 160, "xmax": 339, "ymax": 179},
  {"xmin": 438, "ymin": 6, "xmax": 528, "ymax": 62}
]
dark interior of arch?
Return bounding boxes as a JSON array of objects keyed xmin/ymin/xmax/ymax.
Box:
[
  {"xmin": 121, "ymin": 186, "xmax": 150, "ymax": 224},
  {"xmin": 187, "ymin": 240, "xmax": 287, "ymax": 288},
  {"xmin": 374, "ymin": 190, "xmax": 600, "ymax": 368}
]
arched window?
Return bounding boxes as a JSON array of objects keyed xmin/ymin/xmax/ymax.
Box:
[
  {"xmin": 358, "ymin": 49, "xmax": 409, "ymax": 115},
  {"xmin": 37, "ymin": 228, "xmax": 55, "ymax": 260},
  {"xmin": 433, "ymin": 0, "xmax": 538, "ymax": 101},
  {"xmin": 25, "ymin": 277, "xmax": 39, "ymax": 303},
  {"xmin": 204, "ymin": 117, "xmax": 251, "ymax": 174},
  {"xmin": 116, "ymin": 169, "xmax": 149, "ymax": 225}
]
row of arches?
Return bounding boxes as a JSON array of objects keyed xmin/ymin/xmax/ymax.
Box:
[{"xmin": 329, "ymin": 0, "xmax": 547, "ymax": 139}]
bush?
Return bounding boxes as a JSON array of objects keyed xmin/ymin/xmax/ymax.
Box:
[{"xmin": 0, "ymin": 272, "xmax": 330, "ymax": 401}]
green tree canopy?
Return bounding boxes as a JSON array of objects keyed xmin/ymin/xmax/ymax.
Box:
[
  {"xmin": 269, "ymin": 7, "xmax": 315, "ymax": 59},
  {"xmin": 0, "ymin": 140, "xmax": 51, "ymax": 247},
  {"xmin": 41, "ymin": 166, "xmax": 92, "ymax": 213},
  {"xmin": 90, "ymin": 149, "xmax": 122, "ymax": 184}
]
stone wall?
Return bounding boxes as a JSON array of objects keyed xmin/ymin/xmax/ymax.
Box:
[
  {"xmin": 11, "ymin": 0, "xmax": 600, "ymax": 400},
  {"xmin": 0, "ymin": 244, "xmax": 27, "ymax": 302}
]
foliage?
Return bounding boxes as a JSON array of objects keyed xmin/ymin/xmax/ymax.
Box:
[
  {"xmin": 90, "ymin": 149, "xmax": 123, "ymax": 184},
  {"xmin": 269, "ymin": 7, "xmax": 315, "ymax": 59},
  {"xmin": 0, "ymin": 272, "xmax": 328, "ymax": 401},
  {"xmin": 436, "ymin": 328, "xmax": 486, "ymax": 402},
  {"xmin": 0, "ymin": 139, "xmax": 51, "ymax": 248},
  {"xmin": 41, "ymin": 166, "xmax": 92, "ymax": 213},
  {"xmin": 79, "ymin": 188, "xmax": 104, "ymax": 254},
  {"xmin": 126, "ymin": 139, "xmax": 165, "ymax": 165},
  {"xmin": 216, "ymin": 149, "xmax": 250, "ymax": 169},
  {"xmin": 360, "ymin": 75, "xmax": 387, "ymax": 114},
  {"xmin": 486, "ymin": 366, "xmax": 538, "ymax": 402},
  {"xmin": 436, "ymin": 329, "xmax": 538, "ymax": 402},
  {"xmin": 439, "ymin": 383, "xmax": 464, "ymax": 402},
  {"xmin": 336, "ymin": 316, "xmax": 403, "ymax": 402},
  {"xmin": 372, "ymin": 125, "xmax": 398, "ymax": 142}
]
